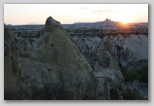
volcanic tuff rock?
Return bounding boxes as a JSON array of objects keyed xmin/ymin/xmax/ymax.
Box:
[
  {"xmin": 4, "ymin": 17, "xmax": 97, "ymax": 100},
  {"xmin": 72, "ymin": 34, "xmax": 148, "ymax": 99},
  {"xmin": 4, "ymin": 17, "xmax": 147, "ymax": 100},
  {"xmin": 72, "ymin": 34, "xmax": 148, "ymax": 73},
  {"xmin": 72, "ymin": 36, "xmax": 102, "ymax": 69}
]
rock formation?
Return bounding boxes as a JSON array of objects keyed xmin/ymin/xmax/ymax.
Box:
[
  {"xmin": 72, "ymin": 34, "xmax": 148, "ymax": 98},
  {"xmin": 4, "ymin": 17, "xmax": 147, "ymax": 100},
  {"xmin": 4, "ymin": 17, "xmax": 97, "ymax": 100},
  {"xmin": 72, "ymin": 34, "xmax": 148, "ymax": 71},
  {"xmin": 72, "ymin": 36, "xmax": 102, "ymax": 69}
]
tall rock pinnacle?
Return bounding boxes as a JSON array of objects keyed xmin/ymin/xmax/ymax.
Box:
[
  {"xmin": 4, "ymin": 17, "xmax": 97, "ymax": 100},
  {"xmin": 45, "ymin": 16, "xmax": 62, "ymax": 31}
]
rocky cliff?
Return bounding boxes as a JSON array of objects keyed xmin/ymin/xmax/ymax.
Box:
[
  {"xmin": 4, "ymin": 17, "xmax": 147, "ymax": 100},
  {"xmin": 72, "ymin": 34, "xmax": 148, "ymax": 71},
  {"xmin": 72, "ymin": 34, "xmax": 148, "ymax": 98}
]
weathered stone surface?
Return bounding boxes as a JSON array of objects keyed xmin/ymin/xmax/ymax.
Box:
[
  {"xmin": 4, "ymin": 17, "xmax": 97, "ymax": 100},
  {"xmin": 72, "ymin": 36, "xmax": 102, "ymax": 69},
  {"xmin": 72, "ymin": 34, "xmax": 148, "ymax": 99},
  {"xmin": 72, "ymin": 34, "xmax": 148, "ymax": 71}
]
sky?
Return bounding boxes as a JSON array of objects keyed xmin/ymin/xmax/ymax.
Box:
[{"xmin": 4, "ymin": 4, "xmax": 148, "ymax": 25}]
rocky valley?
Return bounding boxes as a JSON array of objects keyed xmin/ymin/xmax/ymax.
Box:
[{"xmin": 4, "ymin": 17, "xmax": 148, "ymax": 100}]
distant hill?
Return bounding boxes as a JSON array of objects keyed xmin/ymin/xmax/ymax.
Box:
[{"xmin": 6, "ymin": 18, "xmax": 148, "ymax": 31}]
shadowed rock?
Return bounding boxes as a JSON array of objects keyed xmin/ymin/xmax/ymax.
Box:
[
  {"xmin": 45, "ymin": 16, "xmax": 63, "ymax": 32},
  {"xmin": 4, "ymin": 17, "xmax": 98, "ymax": 100}
]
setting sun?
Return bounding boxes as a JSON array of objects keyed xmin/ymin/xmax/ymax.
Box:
[
  {"xmin": 118, "ymin": 16, "xmax": 133, "ymax": 24},
  {"xmin": 120, "ymin": 17, "xmax": 132, "ymax": 23},
  {"xmin": 121, "ymin": 21, "xmax": 129, "ymax": 25}
]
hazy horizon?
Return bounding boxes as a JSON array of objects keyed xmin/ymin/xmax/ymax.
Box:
[
  {"xmin": 5, "ymin": 19, "xmax": 148, "ymax": 26},
  {"xmin": 4, "ymin": 4, "xmax": 148, "ymax": 25}
]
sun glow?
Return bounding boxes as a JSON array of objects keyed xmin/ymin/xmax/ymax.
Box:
[
  {"xmin": 121, "ymin": 21, "xmax": 128, "ymax": 25},
  {"xmin": 118, "ymin": 14, "xmax": 133, "ymax": 24},
  {"xmin": 115, "ymin": 4, "xmax": 142, "ymax": 24},
  {"xmin": 119, "ymin": 17, "xmax": 133, "ymax": 24}
]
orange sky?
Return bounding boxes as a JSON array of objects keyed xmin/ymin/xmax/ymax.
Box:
[{"xmin": 4, "ymin": 4, "xmax": 148, "ymax": 25}]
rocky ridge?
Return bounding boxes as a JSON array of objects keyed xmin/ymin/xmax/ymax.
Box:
[
  {"xmin": 72, "ymin": 34, "xmax": 148, "ymax": 71},
  {"xmin": 72, "ymin": 34, "xmax": 148, "ymax": 98}
]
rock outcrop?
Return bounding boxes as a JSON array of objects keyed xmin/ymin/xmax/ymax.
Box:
[
  {"xmin": 72, "ymin": 34, "xmax": 148, "ymax": 72},
  {"xmin": 101, "ymin": 35, "xmax": 148, "ymax": 70},
  {"xmin": 93, "ymin": 35, "xmax": 148, "ymax": 99},
  {"xmin": 4, "ymin": 17, "xmax": 97, "ymax": 100},
  {"xmin": 4, "ymin": 17, "xmax": 147, "ymax": 100},
  {"xmin": 72, "ymin": 36, "xmax": 102, "ymax": 69},
  {"xmin": 72, "ymin": 34, "xmax": 148, "ymax": 99}
]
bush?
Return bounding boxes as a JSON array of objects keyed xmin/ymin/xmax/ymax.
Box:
[{"xmin": 119, "ymin": 63, "xmax": 148, "ymax": 83}]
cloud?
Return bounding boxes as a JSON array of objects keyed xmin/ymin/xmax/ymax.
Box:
[
  {"xmin": 79, "ymin": 7, "xmax": 88, "ymax": 9},
  {"xmin": 93, "ymin": 9, "xmax": 113, "ymax": 13}
]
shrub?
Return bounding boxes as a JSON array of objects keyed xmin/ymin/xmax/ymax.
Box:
[{"xmin": 119, "ymin": 63, "xmax": 148, "ymax": 83}]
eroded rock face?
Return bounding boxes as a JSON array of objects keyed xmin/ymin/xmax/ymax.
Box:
[
  {"xmin": 72, "ymin": 34, "xmax": 148, "ymax": 99},
  {"xmin": 72, "ymin": 36, "xmax": 102, "ymax": 70},
  {"xmin": 94, "ymin": 35, "xmax": 148, "ymax": 99},
  {"xmin": 73, "ymin": 35, "xmax": 148, "ymax": 71},
  {"xmin": 102, "ymin": 35, "xmax": 148, "ymax": 71},
  {"xmin": 4, "ymin": 24, "xmax": 22, "ymax": 99},
  {"xmin": 4, "ymin": 17, "xmax": 98, "ymax": 100}
]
